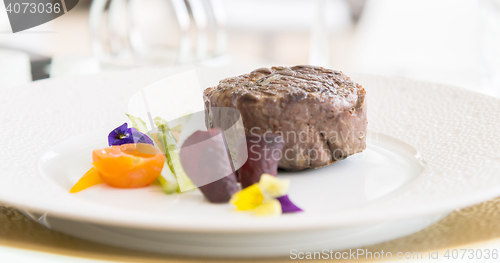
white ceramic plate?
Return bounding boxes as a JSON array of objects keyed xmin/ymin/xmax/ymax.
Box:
[
  {"xmin": 36, "ymin": 128, "xmax": 424, "ymax": 232},
  {"xmin": 1, "ymin": 66, "xmax": 500, "ymax": 233},
  {"xmin": 20, "ymin": 209, "xmax": 448, "ymax": 257}
]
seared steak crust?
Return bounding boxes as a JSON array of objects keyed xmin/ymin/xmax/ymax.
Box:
[{"xmin": 204, "ymin": 65, "xmax": 367, "ymax": 170}]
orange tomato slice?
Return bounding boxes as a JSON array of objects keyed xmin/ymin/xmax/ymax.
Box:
[{"xmin": 92, "ymin": 143, "xmax": 165, "ymax": 188}]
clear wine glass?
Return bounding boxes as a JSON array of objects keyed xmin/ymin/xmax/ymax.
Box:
[{"xmin": 89, "ymin": 0, "xmax": 226, "ymax": 68}]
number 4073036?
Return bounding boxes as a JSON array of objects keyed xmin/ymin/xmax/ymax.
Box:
[
  {"xmin": 5, "ymin": 3, "xmax": 61, "ymax": 14},
  {"xmin": 443, "ymin": 249, "xmax": 498, "ymax": 260}
]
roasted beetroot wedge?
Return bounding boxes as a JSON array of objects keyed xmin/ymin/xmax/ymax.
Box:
[
  {"xmin": 239, "ymin": 134, "xmax": 284, "ymax": 189},
  {"xmin": 180, "ymin": 129, "xmax": 239, "ymax": 203}
]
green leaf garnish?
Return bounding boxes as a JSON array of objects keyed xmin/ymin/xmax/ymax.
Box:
[
  {"xmin": 126, "ymin": 114, "xmax": 179, "ymax": 193},
  {"xmin": 125, "ymin": 113, "xmax": 149, "ymax": 134},
  {"xmin": 154, "ymin": 116, "xmax": 195, "ymax": 192},
  {"xmin": 157, "ymin": 165, "xmax": 179, "ymax": 194}
]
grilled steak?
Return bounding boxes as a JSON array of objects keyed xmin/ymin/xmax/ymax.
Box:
[{"xmin": 204, "ymin": 65, "xmax": 367, "ymax": 171}]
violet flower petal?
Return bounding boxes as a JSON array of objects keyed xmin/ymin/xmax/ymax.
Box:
[
  {"xmin": 108, "ymin": 123, "xmax": 132, "ymax": 146},
  {"xmin": 108, "ymin": 123, "xmax": 153, "ymax": 146},
  {"xmin": 277, "ymin": 195, "xmax": 303, "ymax": 213},
  {"xmin": 129, "ymin": 127, "xmax": 154, "ymax": 145}
]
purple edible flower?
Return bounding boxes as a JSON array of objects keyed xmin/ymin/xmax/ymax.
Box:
[
  {"xmin": 108, "ymin": 123, "xmax": 154, "ymax": 146},
  {"xmin": 277, "ymin": 195, "xmax": 303, "ymax": 213}
]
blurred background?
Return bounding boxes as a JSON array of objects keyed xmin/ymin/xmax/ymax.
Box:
[{"xmin": 0, "ymin": 0, "xmax": 499, "ymax": 97}]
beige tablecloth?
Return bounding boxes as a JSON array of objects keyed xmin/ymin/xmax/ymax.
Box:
[{"xmin": 2, "ymin": 197, "xmax": 500, "ymax": 262}]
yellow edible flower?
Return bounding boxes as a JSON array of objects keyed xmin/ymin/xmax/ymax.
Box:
[
  {"xmin": 230, "ymin": 174, "xmax": 291, "ymax": 217},
  {"xmin": 230, "ymin": 184, "xmax": 264, "ymax": 211},
  {"xmin": 253, "ymin": 199, "xmax": 282, "ymax": 217},
  {"xmin": 259, "ymin": 174, "xmax": 290, "ymax": 200}
]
